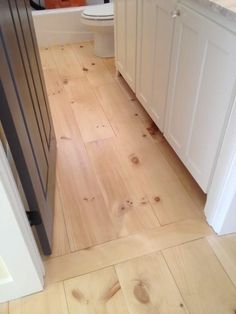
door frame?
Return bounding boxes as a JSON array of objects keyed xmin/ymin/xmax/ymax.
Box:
[
  {"xmin": 205, "ymin": 97, "xmax": 236, "ymax": 234},
  {"xmin": 0, "ymin": 141, "xmax": 44, "ymax": 303}
]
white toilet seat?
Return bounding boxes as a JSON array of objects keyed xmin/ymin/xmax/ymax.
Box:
[{"xmin": 81, "ymin": 3, "xmax": 114, "ymax": 21}]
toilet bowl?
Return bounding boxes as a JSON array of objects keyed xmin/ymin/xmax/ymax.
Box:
[{"xmin": 81, "ymin": 3, "xmax": 114, "ymax": 58}]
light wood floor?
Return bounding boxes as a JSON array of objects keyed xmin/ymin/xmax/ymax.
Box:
[{"xmin": 2, "ymin": 42, "xmax": 236, "ymax": 313}]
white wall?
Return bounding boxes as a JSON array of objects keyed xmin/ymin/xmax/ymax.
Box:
[
  {"xmin": 32, "ymin": 1, "xmax": 114, "ymax": 47},
  {"xmin": 0, "ymin": 142, "xmax": 44, "ymax": 303},
  {"xmin": 33, "ymin": 7, "xmax": 93, "ymax": 47}
]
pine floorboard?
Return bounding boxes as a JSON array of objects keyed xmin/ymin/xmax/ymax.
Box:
[{"xmin": 5, "ymin": 42, "xmax": 236, "ymax": 314}]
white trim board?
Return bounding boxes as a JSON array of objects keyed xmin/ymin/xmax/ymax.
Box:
[
  {"xmin": 205, "ymin": 97, "xmax": 236, "ymax": 234},
  {"xmin": 0, "ymin": 142, "xmax": 44, "ymax": 303}
]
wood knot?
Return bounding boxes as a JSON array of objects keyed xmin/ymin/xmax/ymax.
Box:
[
  {"xmin": 60, "ymin": 136, "xmax": 71, "ymax": 141},
  {"xmin": 134, "ymin": 113, "xmax": 139, "ymax": 116},
  {"xmin": 130, "ymin": 98, "xmax": 136, "ymax": 101},
  {"xmin": 180, "ymin": 303, "xmax": 184, "ymax": 308},
  {"xmin": 133, "ymin": 281, "xmax": 150, "ymax": 304},
  {"xmin": 101, "ymin": 281, "xmax": 121, "ymax": 302},
  {"xmin": 63, "ymin": 79, "xmax": 68, "ymax": 85},
  {"xmin": 80, "ymin": 45, "xmax": 84, "ymax": 48},
  {"xmin": 147, "ymin": 122, "xmax": 158, "ymax": 136},
  {"xmin": 83, "ymin": 67, "xmax": 89, "ymax": 72},
  {"xmin": 91, "ymin": 62, "xmax": 95, "ymax": 65},
  {"xmin": 154, "ymin": 196, "xmax": 161, "ymax": 202},
  {"xmin": 83, "ymin": 197, "xmax": 95, "ymax": 202},
  {"xmin": 142, "ymin": 134, "xmax": 147, "ymax": 138},
  {"xmin": 72, "ymin": 289, "xmax": 88, "ymax": 304},
  {"xmin": 130, "ymin": 156, "xmax": 140, "ymax": 165}
]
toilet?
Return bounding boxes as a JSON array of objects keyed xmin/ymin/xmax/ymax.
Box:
[{"xmin": 81, "ymin": 3, "xmax": 114, "ymax": 58}]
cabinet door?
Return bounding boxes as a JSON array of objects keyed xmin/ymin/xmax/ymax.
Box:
[
  {"xmin": 0, "ymin": 0, "xmax": 57, "ymax": 254},
  {"xmin": 136, "ymin": 0, "xmax": 176, "ymax": 131},
  {"xmin": 115, "ymin": 0, "xmax": 137, "ymax": 91},
  {"xmin": 136, "ymin": 0, "xmax": 155, "ymax": 110},
  {"xmin": 165, "ymin": 4, "xmax": 236, "ymax": 192}
]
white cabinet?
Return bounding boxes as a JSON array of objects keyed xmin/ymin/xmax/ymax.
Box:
[
  {"xmin": 165, "ymin": 4, "xmax": 236, "ymax": 192},
  {"xmin": 115, "ymin": 0, "xmax": 236, "ymax": 192},
  {"xmin": 114, "ymin": 0, "xmax": 137, "ymax": 92},
  {"xmin": 136, "ymin": 0, "xmax": 176, "ymax": 131}
]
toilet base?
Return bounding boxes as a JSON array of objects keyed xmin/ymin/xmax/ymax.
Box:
[{"xmin": 94, "ymin": 31, "xmax": 114, "ymax": 58}]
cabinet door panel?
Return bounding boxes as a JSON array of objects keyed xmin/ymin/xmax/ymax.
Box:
[
  {"xmin": 115, "ymin": 0, "xmax": 137, "ymax": 91},
  {"xmin": 186, "ymin": 19, "xmax": 236, "ymax": 190},
  {"xmin": 150, "ymin": 0, "xmax": 176, "ymax": 131},
  {"xmin": 136, "ymin": 0, "xmax": 155, "ymax": 107},
  {"xmin": 165, "ymin": 7, "xmax": 204, "ymax": 155},
  {"xmin": 165, "ymin": 4, "xmax": 236, "ymax": 192},
  {"xmin": 125, "ymin": 0, "xmax": 137, "ymax": 90},
  {"xmin": 136, "ymin": 0, "xmax": 176, "ymax": 131},
  {"xmin": 115, "ymin": 0, "xmax": 126, "ymax": 74}
]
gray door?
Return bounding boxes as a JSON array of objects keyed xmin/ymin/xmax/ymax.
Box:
[{"xmin": 0, "ymin": 0, "xmax": 57, "ymax": 255}]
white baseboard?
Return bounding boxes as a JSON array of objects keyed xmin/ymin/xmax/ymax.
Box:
[{"xmin": 32, "ymin": 7, "xmax": 93, "ymax": 47}]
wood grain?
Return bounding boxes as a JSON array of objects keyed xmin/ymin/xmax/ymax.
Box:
[
  {"xmin": 86, "ymin": 138, "xmax": 160, "ymax": 237},
  {"xmin": 103, "ymin": 57, "xmax": 117, "ymax": 77},
  {"xmin": 208, "ymin": 234, "xmax": 236, "ymax": 287},
  {"xmin": 64, "ymin": 267, "xmax": 129, "ymax": 314},
  {"xmin": 57, "ymin": 137, "xmax": 116, "ymax": 251},
  {"xmin": 113, "ymin": 119, "xmax": 202, "ymax": 224},
  {"xmin": 50, "ymin": 45, "xmax": 85, "ymax": 81},
  {"xmin": 163, "ymin": 238, "xmax": 236, "ymax": 314},
  {"xmin": 11, "ymin": 42, "xmax": 234, "ymax": 314},
  {"xmin": 116, "ymin": 253, "xmax": 189, "ymax": 313},
  {"xmin": 40, "ymin": 43, "xmax": 206, "ymax": 253},
  {"xmin": 94, "ymin": 81, "xmax": 153, "ymax": 129},
  {"xmin": 64, "ymin": 77, "xmax": 115, "ymax": 143},
  {"xmin": 42, "ymin": 68, "xmax": 63, "ymax": 97},
  {"xmin": 49, "ymin": 181, "xmax": 70, "ymax": 258},
  {"xmin": 9, "ymin": 283, "xmax": 68, "ymax": 314},
  {"xmin": 45, "ymin": 219, "xmax": 213, "ymax": 285},
  {"xmin": 49, "ymin": 84, "xmax": 116, "ymax": 252},
  {"xmin": 72, "ymin": 42, "xmax": 105, "ymax": 72},
  {"xmin": 0, "ymin": 303, "xmax": 8, "ymax": 314},
  {"xmin": 93, "ymin": 79, "xmax": 204, "ymax": 224},
  {"xmin": 72, "ymin": 42, "xmax": 114, "ymax": 87},
  {"xmin": 39, "ymin": 47, "xmax": 57, "ymax": 70}
]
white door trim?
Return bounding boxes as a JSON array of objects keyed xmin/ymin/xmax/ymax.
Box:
[
  {"xmin": 0, "ymin": 141, "xmax": 44, "ymax": 303},
  {"xmin": 205, "ymin": 97, "xmax": 236, "ymax": 234}
]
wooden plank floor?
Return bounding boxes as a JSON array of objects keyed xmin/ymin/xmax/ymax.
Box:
[
  {"xmin": 42, "ymin": 42, "xmax": 206, "ymax": 252},
  {"xmin": 5, "ymin": 42, "xmax": 236, "ymax": 313}
]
